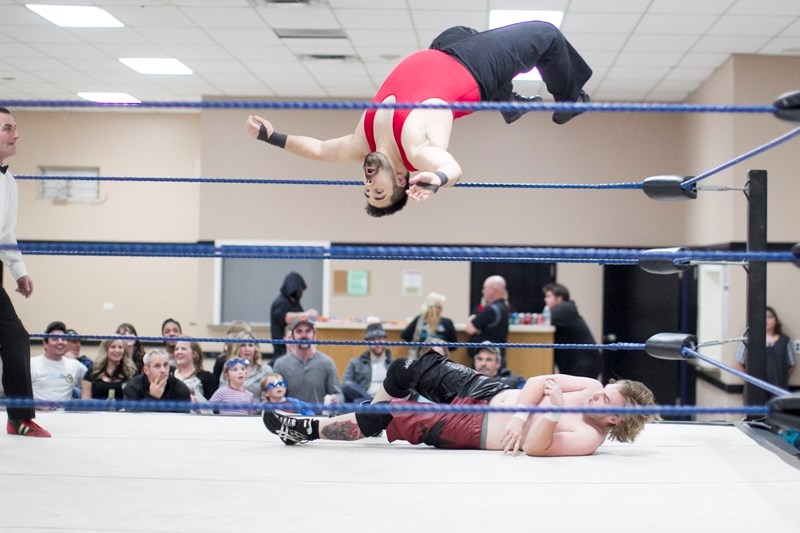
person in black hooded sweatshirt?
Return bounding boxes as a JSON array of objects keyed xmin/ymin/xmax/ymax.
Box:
[{"xmin": 270, "ymin": 272, "xmax": 318, "ymax": 359}]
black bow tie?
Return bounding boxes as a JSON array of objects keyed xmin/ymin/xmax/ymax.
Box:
[{"xmin": 0, "ymin": 165, "xmax": 7, "ymax": 174}]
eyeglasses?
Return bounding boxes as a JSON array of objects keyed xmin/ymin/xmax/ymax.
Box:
[{"xmin": 264, "ymin": 380, "xmax": 287, "ymax": 391}]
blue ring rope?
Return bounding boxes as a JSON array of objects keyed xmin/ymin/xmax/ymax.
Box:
[
  {"xmin": 15, "ymin": 175, "xmax": 645, "ymax": 191},
  {"xmin": 0, "ymin": 99, "xmax": 779, "ymax": 114},
  {"xmin": 0, "ymin": 397, "xmax": 772, "ymax": 416},
  {"xmin": 682, "ymin": 346, "xmax": 790, "ymax": 397},
  {"xmin": 683, "ymin": 126, "xmax": 800, "ymax": 188},
  {"xmin": 2, "ymin": 243, "xmax": 794, "ymax": 264}
]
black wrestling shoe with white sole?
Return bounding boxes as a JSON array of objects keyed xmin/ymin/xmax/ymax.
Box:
[
  {"xmin": 501, "ymin": 92, "xmax": 543, "ymax": 124},
  {"xmin": 552, "ymin": 90, "xmax": 590, "ymax": 125},
  {"xmin": 263, "ymin": 410, "xmax": 315, "ymax": 445}
]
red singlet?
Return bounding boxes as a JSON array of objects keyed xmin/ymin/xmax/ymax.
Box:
[{"xmin": 364, "ymin": 49, "xmax": 481, "ymax": 171}]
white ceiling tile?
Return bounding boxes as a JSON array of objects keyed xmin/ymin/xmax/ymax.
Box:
[
  {"xmin": 568, "ymin": 33, "xmax": 631, "ymax": 52},
  {"xmin": 181, "ymin": 6, "xmax": 271, "ymax": 28},
  {"xmin": 88, "ymin": 43, "xmax": 167, "ymax": 58},
  {"xmin": 491, "ymin": 0, "xmax": 566, "ymax": 10},
  {"xmin": 606, "ymin": 66, "xmax": 668, "ymax": 81},
  {"xmin": 266, "ymin": 85, "xmax": 328, "ymax": 98},
  {"xmin": 614, "ymin": 51, "xmax": 684, "ymax": 68},
  {"xmin": 206, "ymin": 28, "xmax": 282, "ymax": 46},
  {"xmin": 157, "ymin": 44, "xmax": 235, "ymax": 61},
  {"xmin": 328, "ymin": 0, "xmax": 407, "ymax": 7},
  {"xmin": 260, "ymin": 72, "xmax": 317, "ymax": 86},
  {"xmin": 30, "ymin": 43, "xmax": 108, "ymax": 59},
  {"xmin": 189, "ymin": 60, "xmax": 251, "ymax": 75},
  {"xmin": 224, "ymin": 45, "xmax": 297, "ymax": 62},
  {"xmin": 709, "ymin": 16, "xmax": 793, "ymax": 36},
  {"xmin": 728, "ymin": 0, "xmax": 800, "ymax": 16},
  {"xmin": 636, "ymin": 14, "xmax": 717, "ymax": 35},
  {"xmin": 3, "ymin": 57, "xmax": 74, "ymax": 72},
  {"xmin": 678, "ymin": 53, "xmax": 729, "ymax": 68},
  {"xmin": 408, "ymin": 0, "xmax": 487, "ymax": 10},
  {"xmin": 65, "ymin": 27, "xmax": 152, "ymax": 44},
  {"xmin": 649, "ymin": 0, "xmax": 736, "ymax": 15},
  {"xmin": 256, "ymin": 6, "xmax": 340, "ymax": 29},
  {"xmin": 646, "ymin": 89, "xmax": 691, "ymax": 102},
  {"xmin": 303, "ymin": 60, "xmax": 367, "ymax": 76},
  {"xmin": 624, "ymin": 34, "xmax": 699, "ymax": 53},
  {"xmin": 244, "ymin": 60, "xmax": 310, "ymax": 76},
  {"xmin": 282, "ymin": 39, "xmax": 356, "ymax": 56},
  {"xmin": 337, "ymin": 10, "xmax": 412, "ymax": 30},
  {"xmin": 662, "ymin": 68, "xmax": 716, "ymax": 82},
  {"xmin": 135, "ymin": 27, "xmax": 217, "ymax": 45},
  {"xmin": 312, "ymin": 73, "xmax": 372, "ymax": 88},
  {"xmin": 1, "ymin": 25, "xmax": 81, "ymax": 44},
  {"xmin": 569, "ymin": 0, "xmax": 651, "ymax": 13},
  {"xmin": 110, "ymin": 6, "xmax": 196, "ymax": 27},
  {"xmin": 759, "ymin": 37, "xmax": 800, "ymax": 55},
  {"xmin": 409, "ymin": 10, "xmax": 487, "ymax": 32},
  {"xmin": 202, "ymin": 72, "xmax": 262, "ymax": 85},
  {"xmin": 326, "ymin": 86, "xmax": 376, "ymax": 98},
  {"xmin": 594, "ymin": 88, "xmax": 650, "ymax": 101},
  {"xmin": 561, "ymin": 13, "xmax": 641, "ymax": 34},
  {"xmin": 347, "ymin": 29, "xmax": 418, "ymax": 48},
  {"xmin": 693, "ymin": 35, "xmax": 771, "ymax": 54}
]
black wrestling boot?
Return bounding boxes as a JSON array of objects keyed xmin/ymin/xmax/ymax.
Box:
[
  {"xmin": 263, "ymin": 410, "xmax": 318, "ymax": 445},
  {"xmin": 552, "ymin": 90, "xmax": 590, "ymax": 125},
  {"xmin": 501, "ymin": 92, "xmax": 543, "ymax": 124}
]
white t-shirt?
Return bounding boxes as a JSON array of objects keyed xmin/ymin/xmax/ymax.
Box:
[
  {"xmin": 30, "ymin": 355, "xmax": 87, "ymax": 402},
  {"xmin": 368, "ymin": 360, "xmax": 388, "ymax": 395}
]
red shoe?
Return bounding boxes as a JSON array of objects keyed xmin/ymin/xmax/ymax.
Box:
[{"xmin": 7, "ymin": 418, "xmax": 52, "ymax": 438}]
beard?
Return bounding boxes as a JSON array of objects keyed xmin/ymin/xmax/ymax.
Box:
[{"xmin": 363, "ymin": 151, "xmax": 395, "ymax": 177}]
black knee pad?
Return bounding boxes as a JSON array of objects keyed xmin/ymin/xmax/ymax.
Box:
[
  {"xmin": 384, "ymin": 358, "xmax": 413, "ymax": 398},
  {"xmin": 356, "ymin": 404, "xmax": 392, "ymax": 437}
]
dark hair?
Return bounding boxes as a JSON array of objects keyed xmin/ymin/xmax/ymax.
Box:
[
  {"xmin": 543, "ymin": 283, "xmax": 570, "ymax": 301},
  {"xmin": 365, "ymin": 174, "xmax": 410, "ymax": 217},
  {"xmin": 45, "ymin": 321, "xmax": 67, "ymax": 335},
  {"xmin": 766, "ymin": 306, "xmax": 783, "ymax": 336},
  {"xmin": 161, "ymin": 318, "xmax": 182, "ymax": 333},
  {"xmin": 0, "ymin": 107, "xmax": 11, "ymax": 115},
  {"xmin": 117, "ymin": 322, "xmax": 146, "ymax": 372}
]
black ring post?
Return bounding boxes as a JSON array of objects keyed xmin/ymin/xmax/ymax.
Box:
[{"xmin": 744, "ymin": 170, "xmax": 768, "ymax": 408}]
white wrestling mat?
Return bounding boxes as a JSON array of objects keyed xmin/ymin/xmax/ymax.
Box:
[{"xmin": 1, "ymin": 412, "xmax": 798, "ymax": 533}]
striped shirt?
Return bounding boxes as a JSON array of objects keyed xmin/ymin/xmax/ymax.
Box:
[{"xmin": 209, "ymin": 386, "xmax": 256, "ymax": 415}]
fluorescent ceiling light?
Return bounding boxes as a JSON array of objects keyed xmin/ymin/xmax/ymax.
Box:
[
  {"xmin": 78, "ymin": 92, "xmax": 141, "ymax": 104},
  {"xmin": 489, "ymin": 10, "xmax": 564, "ymax": 81},
  {"xmin": 119, "ymin": 58, "xmax": 193, "ymax": 75},
  {"xmin": 26, "ymin": 4, "xmax": 124, "ymax": 28}
]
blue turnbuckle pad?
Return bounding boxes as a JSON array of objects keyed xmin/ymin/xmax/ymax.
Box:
[
  {"xmin": 642, "ymin": 176, "xmax": 697, "ymax": 201},
  {"xmin": 792, "ymin": 242, "xmax": 800, "ymax": 268},
  {"xmin": 773, "ymin": 90, "xmax": 800, "ymax": 122},
  {"xmin": 639, "ymin": 247, "xmax": 691, "ymax": 275},
  {"xmin": 645, "ymin": 333, "xmax": 697, "ymax": 360}
]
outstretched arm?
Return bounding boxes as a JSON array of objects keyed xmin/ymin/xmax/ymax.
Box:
[
  {"xmin": 246, "ymin": 114, "xmax": 367, "ymax": 163},
  {"xmin": 405, "ymin": 145, "xmax": 463, "ymax": 202}
]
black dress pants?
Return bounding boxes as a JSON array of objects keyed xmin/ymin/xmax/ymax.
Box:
[{"xmin": 0, "ymin": 286, "xmax": 34, "ymax": 420}]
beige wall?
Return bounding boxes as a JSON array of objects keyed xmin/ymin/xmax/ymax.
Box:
[{"xmin": 2, "ymin": 55, "xmax": 798, "ymax": 390}]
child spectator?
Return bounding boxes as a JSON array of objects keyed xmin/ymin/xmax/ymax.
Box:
[
  {"xmin": 210, "ymin": 358, "xmax": 256, "ymax": 415},
  {"xmin": 260, "ymin": 373, "xmax": 314, "ymax": 415}
]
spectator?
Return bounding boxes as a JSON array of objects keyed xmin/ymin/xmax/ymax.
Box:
[
  {"xmin": 270, "ymin": 272, "xmax": 318, "ymax": 358},
  {"xmin": 543, "ymin": 283, "xmax": 601, "ymax": 378},
  {"xmin": 473, "ymin": 342, "xmax": 524, "ymax": 388},
  {"xmin": 273, "ymin": 317, "xmax": 342, "ymax": 413},
  {"xmin": 209, "ymin": 358, "xmax": 256, "ymax": 415},
  {"xmin": 220, "ymin": 331, "xmax": 272, "ymax": 398},
  {"xmin": 466, "ymin": 275, "xmax": 510, "ymax": 359},
  {"xmin": 260, "ymin": 372, "xmax": 315, "ymax": 415},
  {"xmin": 734, "ymin": 306, "xmax": 795, "ymax": 397},
  {"xmin": 116, "ymin": 322, "xmax": 145, "ymax": 373},
  {"xmin": 123, "ymin": 348, "xmax": 191, "ymax": 412},
  {"xmin": 160, "ymin": 318, "xmax": 182, "ymax": 364},
  {"xmin": 63, "ymin": 328, "xmax": 92, "ymax": 399},
  {"xmin": 212, "ymin": 319, "xmax": 253, "ymax": 380},
  {"xmin": 30, "ymin": 321, "xmax": 88, "ymax": 404},
  {"xmin": 343, "ymin": 322, "xmax": 393, "ymax": 403},
  {"xmin": 81, "ymin": 338, "xmax": 136, "ymax": 402},
  {"xmin": 401, "ymin": 292, "xmax": 457, "ymax": 358},
  {"xmin": 172, "ymin": 339, "xmax": 218, "ymax": 403}
]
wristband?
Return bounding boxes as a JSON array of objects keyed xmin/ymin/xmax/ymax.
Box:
[
  {"xmin": 433, "ymin": 171, "xmax": 449, "ymax": 187},
  {"xmin": 544, "ymin": 412, "xmax": 561, "ymax": 422},
  {"xmin": 257, "ymin": 124, "xmax": 287, "ymax": 149},
  {"xmin": 513, "ymin": 412, "xmax": 529, "ymax": 422}
]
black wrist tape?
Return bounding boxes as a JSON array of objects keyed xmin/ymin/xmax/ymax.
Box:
[
  {"xmin": 257, "ymin": 124, "xmax": 287, "ymax": 148},
  {"xmin": 434, "ymin": 171, "xmax": 449, "ymax": 187}
]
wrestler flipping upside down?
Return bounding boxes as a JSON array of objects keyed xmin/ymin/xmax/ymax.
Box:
[{"xmin": 246, "ymin": 21, "xmax": 592, "ymax": 217}]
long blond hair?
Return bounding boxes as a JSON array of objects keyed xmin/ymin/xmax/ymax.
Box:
[
  {"xmin": 228, "ymin": 331, "xmax": 264, "ymax": 372},
  {"xmin": 90, "ymin": 338, "xmax": 136, "ymax": 381},
  {"xmin": 422, "ymin": 292, "xmax": 446, "ymax": 333},
  {"xmin": 607, "ymin": 379, "xmax": 660, "ymax": 443}
]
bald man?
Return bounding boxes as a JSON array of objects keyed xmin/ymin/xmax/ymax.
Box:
[
  {"xmin": 466, "ymin": 275, "xmax": 510, "ymax": 359},
  {"xmin": 246, "ymin": 21, "xmax": 591, "ymax": 217}
]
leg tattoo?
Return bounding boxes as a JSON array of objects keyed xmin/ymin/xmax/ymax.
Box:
[{"xmin": 321, "ymin": 420, "xmax": 365, "ymax": 441}]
